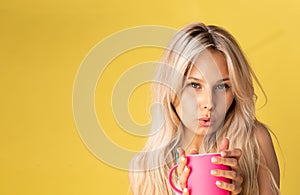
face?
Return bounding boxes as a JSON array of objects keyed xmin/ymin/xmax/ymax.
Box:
[{"xmin": 175, "ymin": 49, "xmax": 234, "ymax": 136}]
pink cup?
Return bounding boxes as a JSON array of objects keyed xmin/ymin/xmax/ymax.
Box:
[{"xmin": 168, "ymin": 153, "xmax": 230, "ymax": 195}]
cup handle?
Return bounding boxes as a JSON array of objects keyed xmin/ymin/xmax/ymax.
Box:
[{"xmin": 168, "ymin": 164, "xmax": 183, "ymax": 194}]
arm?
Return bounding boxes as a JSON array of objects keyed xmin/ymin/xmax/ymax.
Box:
[{"xmin": 255, "ymin": 126, "xmax": 280, "ymax": 194}]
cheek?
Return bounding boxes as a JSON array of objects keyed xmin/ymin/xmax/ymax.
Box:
[
  {"xmin": 175, "ymin": 92, "xmax": 198, "ymax": 121},
  {"xmin": 214, "ymin": 92, "xmax": 234, "ymax": 115},
  {"xmin": 225, "ymin": 93, "xmax": 234, "ymax": 112}
]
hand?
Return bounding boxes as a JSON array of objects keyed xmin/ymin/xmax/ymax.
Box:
[
  {"xmin": 176, "ymin": 148, "xmax": 198, "ymax": 195},
  {"xmin": 211, "ymin": 138, "xmax": 243, "ymax": 194}
]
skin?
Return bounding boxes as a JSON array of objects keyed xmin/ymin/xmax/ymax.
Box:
[
  {"xmin": 176, "ymin": 49, "xmax": 234, "ymax": 143},
  {"xmin": 255, "ymin": 125, "xmax": 280, "ymax": 194},
  {"xmin": 175, "ymin": 49, "xmax": 280, "ymax": 194}
]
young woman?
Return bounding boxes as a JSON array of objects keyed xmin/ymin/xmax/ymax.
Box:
[{"xmin": 129, "ymin": 23, "xmax": 280, "ymax": 195}]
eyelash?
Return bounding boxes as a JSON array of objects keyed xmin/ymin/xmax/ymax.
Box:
[
  {"xmin": 188, "ymin": 82, "xmax": 201, "ymax": 89},
  {"xmin": 187, "ymin": 82, "xmax": 231, "ymax": 90},
  {"xmin": 214, "ymin": 83, "xmax": 230, "ymax": 90}
]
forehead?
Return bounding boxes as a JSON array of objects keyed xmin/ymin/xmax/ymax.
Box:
[{"xmin": 189, "ymin": 49, "xmax": 229, "ymax": 81}]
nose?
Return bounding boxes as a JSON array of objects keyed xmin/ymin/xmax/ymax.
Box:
[{"xmin": 199, "ymin": 88, "xmax": 214, "ymax": 111}]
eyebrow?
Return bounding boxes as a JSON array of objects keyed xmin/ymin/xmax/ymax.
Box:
[{"xmin": 187, "ymin": 76, "xmax": 230, "ymax": 83}]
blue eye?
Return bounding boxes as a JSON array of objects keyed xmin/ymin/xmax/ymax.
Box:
[
  {"xmin": 188, "ymin": 82, "xmax": 201, "ymax": 89},
  {"xmin": 215, "ymin": 83, "xmax": 230, "ymax": 90}
]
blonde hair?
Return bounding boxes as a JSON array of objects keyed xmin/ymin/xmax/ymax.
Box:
[{"xmin": 129, "ymin": 23, "xmax": 279, "ymax": 195}]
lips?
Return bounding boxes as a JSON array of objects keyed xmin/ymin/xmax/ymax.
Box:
[{"xmin": 199, "ymin": 117, "xmax": 213, "ymax": 127}]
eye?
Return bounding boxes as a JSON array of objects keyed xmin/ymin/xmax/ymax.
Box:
[
  {"xmin": 215, "ymin": 83, "xmax": 230, "ymax": 90},
  {"xmin": 188, "ymin": 82, "xmax": 201, "ymax": 89}
]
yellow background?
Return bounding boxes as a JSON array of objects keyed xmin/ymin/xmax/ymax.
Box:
[{"xmin": 1, "ymin": 0, "xmax": 299, "ymax": 194}]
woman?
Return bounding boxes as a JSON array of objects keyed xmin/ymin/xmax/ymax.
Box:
[{"xmin": 129, "ymin": 23, "xmax": 280, "ymax": 195}]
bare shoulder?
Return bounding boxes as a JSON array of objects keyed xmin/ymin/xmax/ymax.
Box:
[
  {"xmin": 253, "ymin": 123, "xmax": 274, "ymax": 148},
  {"xmin": 253, "ymin": 122, "xmax": 280, "ymax": 190},
  {"xmin": 253, "ymin": 122, "xmax": 278, "ymax": 165}
]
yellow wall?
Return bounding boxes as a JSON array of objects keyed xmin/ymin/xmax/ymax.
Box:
[{"xmin": 1, "ymin": 0, "xmax": 299, "ymax": 194}]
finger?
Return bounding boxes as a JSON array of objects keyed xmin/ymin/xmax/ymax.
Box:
[
  {"xmin": 211, "ymin": 169, "xmax": 243, "ymax": 184},
  {"xmin": 216, "ymin": 180, "xmax": 242, "ymax": 195},
  {"xmin": 211, "ymin": 156, "xmax": 238, "ymax": 168},
  {"xmin": 218, "ymin": 137, "xmax": 230, "ymax": 152},
  {"xmin": 220, "ymin": 148, "xmax": 242, "ymax": 159},
  {"xmin": 177, "ymin": 148, "xmax": 187, "ymax": 175},
  {"xmin": 182, "ymin": 187, "xmax": 189, "ymax": 195},
  {"xmin": 179, "ymin": 166, "xmax": 190, "ymax": 189},
  {"xmin": 188, "ymin": 149, "xmax": 198, "ymax": 155}
]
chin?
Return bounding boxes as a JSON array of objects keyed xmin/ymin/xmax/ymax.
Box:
[
  {"xmin": 194, "ymin": 127, "xmax": 209, "ymax": 136},
  {"xmin": 196, "ymin": 126, "xmax": 220, "ymax": 136}
]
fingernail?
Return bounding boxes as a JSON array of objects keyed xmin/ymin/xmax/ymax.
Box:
[
  {"xmin": 183, "ymin": 188, "xmax": 188, "ymax": 193},
  {"xmin": 210, "ymin": 170, "xmax": 217, "ymax": 175},
  {"xmin": 181, "ymin": 155, "xmax": 186, "ymax": 162},
  {"xmin": 221, "ymin": 151, "xmax": 226, "ymax": 157},
  {"xmin": 184, "ymin": 166, "xmax": 189, "ymax": 172},
  {"xmin": 189, "ymin": 149, "xmax": 198, "ymax": 154},
  {"xmin": 211, "ymin": 157, "xmax": 217, "ymax": 163},
  {"xmin": 177, "ymin": 147, "xmax": 184, "ymax": 154},
  {"xmin": 216, "ymin": 181, "xmax": 222, "ymax": 186}
]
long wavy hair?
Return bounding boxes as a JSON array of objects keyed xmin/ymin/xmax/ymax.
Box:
[{"xmin": 129, "ymin": 23, "xmax": 279, "ymax": 195}]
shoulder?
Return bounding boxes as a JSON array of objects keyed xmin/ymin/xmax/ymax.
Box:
[
  {"xmin": 253, "ymin": 122, "xmax": 278, "ymax": 164},
  {"xmin": 253, "ymin": 122, "xmax": 274, "ymax": 148},
  {"xmin": 253, "ymin": 121, "xmax": 280, "ymax": 188}
]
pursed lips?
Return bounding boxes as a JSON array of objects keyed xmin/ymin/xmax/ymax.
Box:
[{"xmin": 198, "ymin": 117, "xmax": 213, "ymax": 127}]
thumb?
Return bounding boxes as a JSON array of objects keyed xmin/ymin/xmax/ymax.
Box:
[
  {"xmin": 218, "ymin": 137, "xmax": 230, "ymax": 152},
  {"xmin": 189, "ymin": 149, "xmax": 199, "ymax": 155}
]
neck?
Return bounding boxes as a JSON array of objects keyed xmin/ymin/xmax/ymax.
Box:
[{"xmin": 182, "ymin": 129, "xmax": 206, "ymax": 154}]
